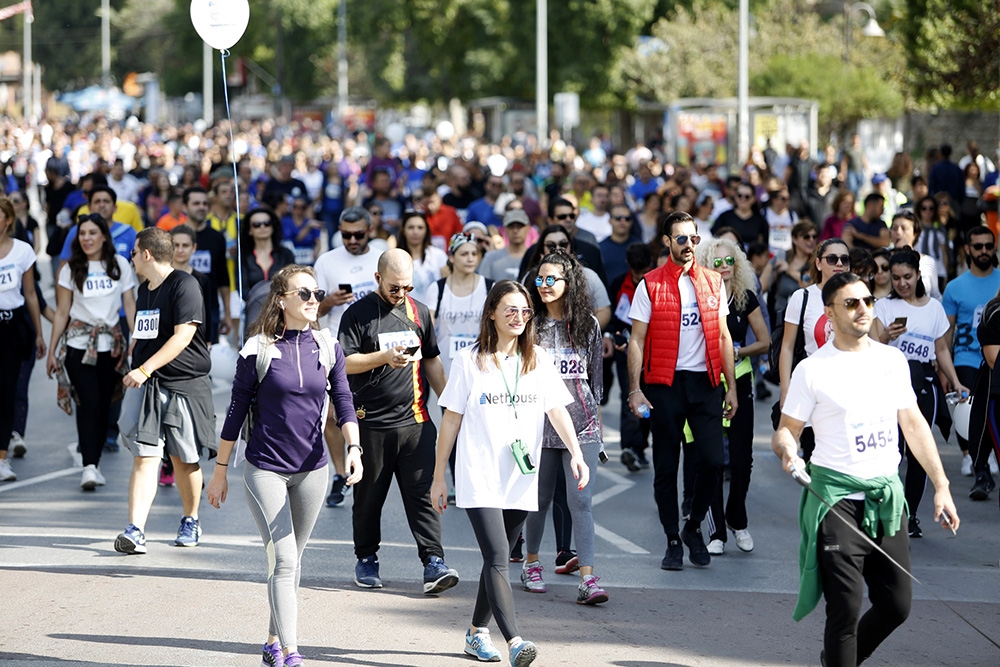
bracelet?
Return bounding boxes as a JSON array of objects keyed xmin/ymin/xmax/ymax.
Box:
[
  {"xmin": 628, "ymin": 389, "xmax": 642, "ymax": 397},
  {"xmin": 137, "ymin": 365, "xmax": 151, "ymax": 379},
  {"xmin": 347, "ymin": 443, "xmax": 364, "ymax": 455},
  {"xmin": 216, "ymin": 461, "xmax": 228, "ymax": 466}
]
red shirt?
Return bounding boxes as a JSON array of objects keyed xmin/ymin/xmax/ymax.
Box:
[{"xmin": 427, "ymin": 205, "xmax": 463, "ymax": 247}]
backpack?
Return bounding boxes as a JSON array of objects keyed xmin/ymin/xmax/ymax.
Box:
[
  {"xmin": 763, "ymin": 287, "xmax": 809, "ymax": 385},
  {"xmin": 434, "ymin": 276, "xmax": 494, "ymax": 320},
  {"xmin": 234, "ymin": 330, "xmax": 338, "ymax": 465}
]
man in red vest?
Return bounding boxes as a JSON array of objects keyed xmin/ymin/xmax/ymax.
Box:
[{"xmin": 627, "ymin": 211, "xmax": 738, "ymax": 570}]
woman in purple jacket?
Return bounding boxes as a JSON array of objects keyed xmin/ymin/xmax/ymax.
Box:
[{"xmin": 207, "ymin": 265, "xmax": 363, "ymax": 667}]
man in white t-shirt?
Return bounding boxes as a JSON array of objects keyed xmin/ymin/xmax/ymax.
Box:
[
  {"xmin": 313, "ymin": 206, "xmax": 384, "ymax": 506},
  {"xmin": 627, "ymin": 212, "xmax": 738, "ymax": 571},
  {"xmin": 576, "ymin": 184, "xmax": 612, "ymax": 242},
  {"xmin": 773, "ymin": 272, "xmax": 959, "ymax": 667}
]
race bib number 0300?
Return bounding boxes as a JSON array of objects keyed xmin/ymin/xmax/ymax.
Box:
[{"xmin": 133, "ymin": 309, "xmax": 160, "ymax": 339}]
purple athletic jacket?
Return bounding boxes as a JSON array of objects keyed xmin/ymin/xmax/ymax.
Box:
[{"xmin": 221, "ymin": 328, "xmax": 357, "ymax": 474}]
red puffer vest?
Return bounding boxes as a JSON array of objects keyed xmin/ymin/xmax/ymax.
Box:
[{"xmin": 641, "ymin": 259, "xmax": 724, "ymax": 387}]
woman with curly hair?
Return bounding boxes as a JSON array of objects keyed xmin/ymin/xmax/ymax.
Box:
[
  {"xmin": 46, "ymin": 212, "xmax": 135, "ymax": 490},
  {"xmin": 695, "ymin": 237, "xmax": 770, "ymax": 554},
  {"xmin": 208, "ymin": 264, "xmax": 362, "ymax": 667},
  {"xmin": 521, "ymin": 252, "xmax": 608, "ymax": 604}
]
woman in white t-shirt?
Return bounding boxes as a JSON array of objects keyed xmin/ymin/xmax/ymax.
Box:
[
  {"xmin": 431, "ymin": 280, "xmax": 589, "ymax": 667},
  {"xmin": 397, "ymin": 210, "xmax": 448, "ymax": 300},
  {"xmin": 46, "ymin": 213, "xmax": 136, "ymax": 491},
  {"xmin": 0, "ymin": 197, "xmax": 46, "ymax": 483},
  {"xmin": 779, "ymin": 238, "xmax": 851, "ymax": 459},
  {"xmin": 889, "ymin": 210, "xmax": 941, "ymax": 300},
  {"xmin": 870, "ymin": 248, "xmax": 967, "ymax": 537}
]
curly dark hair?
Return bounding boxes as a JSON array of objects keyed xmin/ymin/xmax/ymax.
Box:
[
  {"xmin": 69, "ymin": 213, "xmax": 121, "ymax": 292},
  {"xmin": 527, "ymin": 252, "xmax": 595, "ymax": 350}
]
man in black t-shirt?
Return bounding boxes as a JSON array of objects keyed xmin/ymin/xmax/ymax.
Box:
[
  {"xmin": 184, "ymin": 186, "xmax": 232, "ymax": 342},
  {"xmin": 338, "ymin": 248, "xmax": 459, "ymax": 594},
  {"xmin": 261, "ymin": 155, "xmax": 308, "ymax": 207},
  {"xmin": 114, "ymin": 228, "xmax": 216, "ymax": 556},
  {"xmin": 712, "ymin": 184, "xmax": 768, "ymax": 249}
]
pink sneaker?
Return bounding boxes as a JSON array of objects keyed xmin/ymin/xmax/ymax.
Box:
[
  {"xmin": 577, "ymin": 574, "xmax": 608, "ymax": 605},
  {"xmin": 158, "ymin": 461, "xmax": 175, "ymax": 487}
]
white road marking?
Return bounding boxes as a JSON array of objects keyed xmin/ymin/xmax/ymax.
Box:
[
  {"xmin": 0, "ymin": 467, "xmax": 80, "ymax": 493},
  {"xmin": 591, "ymin": 465, "xmax": 649, "ymax": 553}
]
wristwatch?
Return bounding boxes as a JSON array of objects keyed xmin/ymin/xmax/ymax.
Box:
[{"xmin": 347, "ymin": 443, "xmax": 364, "ymax": 455}]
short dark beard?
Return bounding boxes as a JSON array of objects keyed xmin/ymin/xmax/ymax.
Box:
[{"xmin": 973, "ymin": 253, "xmax": 994, "ymax": 271}]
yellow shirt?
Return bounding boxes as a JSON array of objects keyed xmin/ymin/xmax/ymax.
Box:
[
  {"xmin": 77, "ymin": 200, "xmax": 144, "ymax": 232},
  {"xmin": 208, "ymin": 209, "xmax": 239, "ymax": 291}
]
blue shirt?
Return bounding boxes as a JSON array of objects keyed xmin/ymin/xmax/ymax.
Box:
[
  {"xmin": 942, "ymin": 269, "xmax": 1000, "ymax": 368},
  {"xmin": 466, "ymin": 197, "xmax": 502, "ymax": 228},
  {"xmin": 599, "ymin": 234, "xmax": 642, "ymax": 284},
  {"xmin": 60, "ymin": 221, "xmax": 136, "ymax": 262}
]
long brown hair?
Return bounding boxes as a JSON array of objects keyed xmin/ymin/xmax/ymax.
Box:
[
  {"xmin": 0, "ymin": 197, "xmax": 14, "ymax": 237},
  {"xmin": 247, "ymin": 264, "xmax": 320, "ymax": 339},
  {"xmin": 69, "ymin": 214, "xmax": 121, "ymax": 291},
  {"xmin": 474, "ymin": 280, "xmax": 537, "ymax": 375}
]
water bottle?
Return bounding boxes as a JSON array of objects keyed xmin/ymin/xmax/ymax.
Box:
[
  {"xmin": 946, "ymin": 391, "xmax": 969, "ymax": 406},
  {"xmin": 638, "ymin": 403, "xmax": 651, "ymax": 419}
]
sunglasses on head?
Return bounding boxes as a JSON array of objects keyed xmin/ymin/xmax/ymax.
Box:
[
  {"xmin": 535, "ymin": 275, "xmax": 567, "ymax": 287},
  {"xmin": 77, "ymin": 213, "xmax": 103, "ymax": 224},
  {"xmin": 387, "ymin": 283, "xmax": 415, "ymax": 295},
  {"xmin": 970, "ymin": 242, "xmax": 995, "ymax": 251},
  {"xmin": 822, "ymin": 253, "xmax": 851, "ymax": 266},
  {"xmin": 712, "ymin": 256, "xmax": 735, "ymax": 268},
  {"xmin": 250, "ymin": 219, "xmax": 272, "ymax": 228},
  {"xmin": 503, "ymin": 307, "xmax": 534, "ymax": 321},
  {"xmin": 829, "ymin": 296, "xmax": 876, "ymax": 310},
  {"xmin": 285, "ymin": 287, "xmax": 326, "ymax": 303},
  {"xmin": 669, "ymin": 234, "xmax": 701, "ymax": 246},
  {"xmin": 342, "ymin": 230, "xmax": 368, "ymax": 241}
]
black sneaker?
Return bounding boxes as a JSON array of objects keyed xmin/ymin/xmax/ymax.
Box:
[
  {"xmin": 510, "ymin": 532, "xmax": 525, "ymax": 563},
  {"xmin": 327, "ymin": 474, "xmax": 347, "ymax": 507},
  {"xmin": 681, "ymin": 526, "xmax": 711, "ymax": 567},
  {"xmin": 554, "ymin": 549, "xmax": 580, "ymax": 574},
  {"xmin": 908, "ymin": 516, "xmax": 922, "ymax": 538},
  {"xmin": 620, "ymin": 448, "xmax": 640, "ymax": 472},
  {"xmin": 660, "ymin": 539, "xmax": 683, "ymax": 570},
  {"xmin": 969, "ymin": 472, "xmax": 995, "ymax": 500},
  {"xmin": 681, "ymin": 498, "xmax": 692, "ymax": 522},
  {"xmin": 756, "ymin": 381, "xmax": 772, "ymax": 400}
]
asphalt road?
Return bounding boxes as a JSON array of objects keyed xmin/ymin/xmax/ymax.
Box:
[{"xmin": 1, "ymin": 267, "xmax": 998, "ymax": 666}]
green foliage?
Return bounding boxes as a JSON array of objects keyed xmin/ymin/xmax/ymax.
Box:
[{"xmin": 901, "ymin": 0, "xmax": 1000, "ymax": 109}]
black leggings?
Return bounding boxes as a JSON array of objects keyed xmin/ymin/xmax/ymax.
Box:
[
  {"xmin": 64, "ymin": 348, "xmax": 120, "ymax": 468},
  {"xmin": 467, "ymin": 507, "xmax": 528, "ymax": 642},
  {"xmin": 899, "ymin": 365, "xmax": 941, "ymax": 518},
  {"xmin": 0, "ymin": 320, "xmax": 26, "ymax": 452},
  {"xmin": 709, "ymin": 373, "xmax": 754, "ymax": 540}
]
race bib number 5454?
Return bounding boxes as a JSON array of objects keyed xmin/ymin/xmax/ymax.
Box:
[{"xmin": 848, "ymin": 414, "xmax": 896, "ymax": 462}]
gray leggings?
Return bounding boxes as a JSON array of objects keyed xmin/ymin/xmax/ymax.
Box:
[
  {"xmin": 243, "ymin": 462, "xmax": 328, "ymax": 649},
  {"xmin": 524, "ymin": 443, "xmax": 600, "ymax": 567}
]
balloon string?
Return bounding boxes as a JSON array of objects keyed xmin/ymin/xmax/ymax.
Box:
[{"xmin": 219, "ymin": 48, "xmax": 244, "ymax": 347}]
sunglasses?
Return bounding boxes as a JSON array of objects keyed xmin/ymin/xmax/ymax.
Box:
[
  {"xmin": 284, "ymin": 288, "xmax": 326, "ymax": 302},
  {"xmin": 370, "ymin": 210, "xmax": 383, "ymax": 216},
  {"xmin": 919, "ymin": 205, "xmax": 935, "ymax": 211},
  {"xmin": 387, "ymin": 283, "xmax": 415, "ymax": 295},
  {"xmin": 712, "ymin": 256, "xmax": 735, "ymax": 268},
  {"xmin": 554, "ymin": 213, "xmax": 576, "ymax": 221},
  {"xmin": 736, "ymin": 193, "xmax": 754, "ymax": 200},
  {"xmin": 798, "ymin": 232, "xmax": 818, "ymax": 240},
  {"xmin": 342, "ymin": 231, "xmax": 368, "ymax": 241},
  {"xmin": 876, "ymin": 263, "xmax": 890, "ymax": 273},
  {"xmin": 970, "ymin": 242, "xmax": 996, "ymax": 251},
  {"xmin": 77, "ymin": 213, "xmax": 103, "ymax": 224},
  {"xmin": 503, "ymin": 307, "xmax": 534, "ymax": 321},
  {"xmin": 612, "ymin": 215, "xmax": 631, "ymax": 221},
  {"xmin": 830, "ymin": 296, "xmax": 876, "ymax": 310},
  {"xmin": 544, "ymin": 241, "xmax": 570, "ymax": 251},
  {"xmin": 535, "ymin": 275, "xmax": 567, "ymax": 287},
  {"xmin": 250, "ymin": 219, "xmax": 272, "ymax": 228},
  {"xmin": 669, "ymin": 234, "xmax": 701, "ymax": 246},
  {"xmin": 822, "ymin": 254, "xmax": 851, "ymax": 266}
]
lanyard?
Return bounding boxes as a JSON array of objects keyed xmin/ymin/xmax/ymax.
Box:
[{"xmin": 497, "ymin": 350, "xmax": 521, "ymax": 420}]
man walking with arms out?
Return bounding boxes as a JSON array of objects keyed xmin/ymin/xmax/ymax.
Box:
[
  {"xmin": 627, "ymin": 212, "xmax": 738, "ymax": 570},
  {"xmin": 773, "ymin": 271, "xmax": 959, "ymax": 667}
]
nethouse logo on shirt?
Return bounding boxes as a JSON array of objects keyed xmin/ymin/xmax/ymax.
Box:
[{"xmin": 479, "ymin": 392, "xmax": 538, "ymax": 406}]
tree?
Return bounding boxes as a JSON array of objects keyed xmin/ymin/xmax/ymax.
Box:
[{"xmin": 901, "ymin": 0, "xmax": 1000, "ymax": 109}]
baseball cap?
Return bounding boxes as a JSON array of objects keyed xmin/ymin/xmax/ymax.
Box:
[
  {"xmin": 502, "ymin": 210, "xmax": 530, "ymax": 227},
  {"xmin": 46, "ymin": 157, "xmax": 69, "ymax": 177},
  {"xmin": 872, "ymin": 173, "xmax": 888, "ymax": 185},
  {"xmin": 463, "ymin": 220, "xmax": 489, "ymax": 236}
]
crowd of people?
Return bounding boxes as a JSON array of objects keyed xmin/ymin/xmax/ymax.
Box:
[{"xmin": 1, "ymin": 116, "xmax": 999, "ymax": 667}]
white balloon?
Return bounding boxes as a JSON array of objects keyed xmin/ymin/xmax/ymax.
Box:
[
  {"xmin": 487, "ymin": 154, "xmax": 508, "ymax": 177},
  {"xmin": 190, "ymin": 0, "xmax": 251, "ymax": 51},
  {"xmin": 384, "ymin": 122, "xmax": 406, "ymax": 145},
  {"xmin": 436, "ymin": 120, "xmax": 455, "ymax": 141},
  {"xmin": 952, "ymin": 401, "xmax": 971, "ymax": 441}
]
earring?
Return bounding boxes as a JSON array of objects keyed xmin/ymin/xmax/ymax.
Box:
[{"xmin": 280, "ymin": 301, "xmax": 285, "ymax": 310}]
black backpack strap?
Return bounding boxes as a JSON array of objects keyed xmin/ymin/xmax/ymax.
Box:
[
  {"xmin": 793, "ymin": 288, "xmax": 809, "ymax": 362},
  {"xmin": 434, "ymin": 277, "xmax": 448, "ymax": 320}
]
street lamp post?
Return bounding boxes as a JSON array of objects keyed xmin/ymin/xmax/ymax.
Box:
[{"xmin": 843, "ymin": 2, "xmax": 884, "ymax": 65}]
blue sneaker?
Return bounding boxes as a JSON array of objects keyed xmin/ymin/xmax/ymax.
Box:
[
  {"xmin": 114, "ymin": 523, "xmax": 147, "ymax": 554},
  {"xmin": 422, "ymin": 555, "xmax": 459, "ymax": 595},
  {"xmin": 508, "ymin": 638, "xmax": 538, "ymax": 667},
  {"xmin": 355, "ymin": 555, "xmax": 382, "ymax": 588},
  {"xmin": 174, "ymin": 516, "xmax": 201, "ymax": 547},
  {"xmin": 283, "ymin": 651, "xmax": 303, "ymax": 667},
  {"xmin": 261, "ymin": 641, "xmax": 282, "ymax": 667},
  {"xmin": 464, "ymin": 628, "xmax": 501, "ymax": 662}
]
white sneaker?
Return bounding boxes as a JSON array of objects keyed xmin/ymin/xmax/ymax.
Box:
[
  {"xmin": 961, "ymin": 453, "xmax": 973, "ymax": 476},
  {"xmin": 67, "ymin": 442, "xmax": 82, "ymax": 468},
  {"xmin": 81, "ymin": 464, "xmax": 100, "ymax": 491},
  {"xmin": 707, "ymin": 539, "xmax": 725, "ymax": 555},
  {"xmin": 990, "ymin": 451, "xmax": 999, "ymax": 476},
  {"xmin": 732, "ymin": 528, "xmax": 755, "ymax": 552},
  {"xmin": 0, "ymin": 458, "xmax": 16, "ymax": 482},
  {"xmin": 10, "ymin": 432, "xmax": 26, "ymax": 458},
  {"xmin": 93, "ymin": 467, "xmax": 106, "ymax": 486}
]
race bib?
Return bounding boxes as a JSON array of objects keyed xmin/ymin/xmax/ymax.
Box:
[
  {"xmin": 896, "ymin": 332, "xmax": 934, "ymax": 362},
  {"xmin": 554, "ymin": 348, "xmax": 588, "ymax": 379},
  {"xmin": 83, "ymin": 272, "xmax": 116, "ymax": 298},
  {"xmin": 352, "ymin": 280, "xmax": 377, "ymax": 301},
  {"xmin": 133, "ymin": 309, "xmax": 160, "ymax": 339},
  {"xmin": 847, "ymin": 413, "xmax": 897, "ymax": 463},
  {"xmin": 377, "ymin": 330, "xmax": 422, "ymax": 361},
  {"xmin": 0, "ymin": 263, "xmax": 18, "ymax": 292},
  {"xmin": 614, "ymin": 293, "xmax": 632, "ymax": 325},
  {"xmin": 448, "ymin": 333, "xmax": 476, "ymax": 358},
  {"xmin": 190, "ymin": 250, "xmax": 212, "ymax": 274},
  {"xmin": 770, "ymin": 226, "xmax": 792, "ymax": 251},
  {"xmin": 293, "ymin": 245, "xmax": 315, "ymax": 265},
  {"xmin": 681, "ymin": 303, "xmax": 701, "ymax": 330}
]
